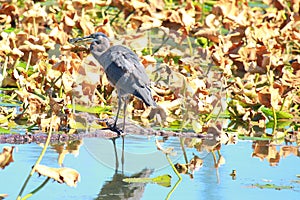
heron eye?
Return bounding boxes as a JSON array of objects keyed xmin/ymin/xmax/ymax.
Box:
[{"xmin": 95, "ymin": 40, "xmax": 101, "ymax": 44}]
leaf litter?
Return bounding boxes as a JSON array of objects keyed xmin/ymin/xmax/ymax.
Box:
[
  {"xmin": 0, "ymin": 0, "xmax": 299, "ymax": 197},
  {"xmin": 0, "ymin": 0, "xmax": 298, "ymax": 155}
]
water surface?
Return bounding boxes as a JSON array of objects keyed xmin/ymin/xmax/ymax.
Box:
[{"xmin": 0, "ymin": 135, "xmax": 299, "ymax": 200}]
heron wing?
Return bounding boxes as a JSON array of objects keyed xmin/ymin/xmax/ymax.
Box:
[
  {"xmin": 109, "ymin": 46, "xmax": 150, "ymax": 87},
  {"xmin": 95, "ymin": 45, "xmax": 156, "ymax": 106}
]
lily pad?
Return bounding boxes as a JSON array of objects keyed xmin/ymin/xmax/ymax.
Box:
[
  {"xmin": 123, "ymin": 174, "xmax": 172, "ymax": 187},
  {"xmin": 253, "ymin": 183, "xmax": 293, "ymax": 190}
]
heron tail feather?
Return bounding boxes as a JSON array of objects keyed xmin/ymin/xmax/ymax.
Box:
[{"xmin": 133, "ymin": 87, "xmax": 157, "ymax": 107}]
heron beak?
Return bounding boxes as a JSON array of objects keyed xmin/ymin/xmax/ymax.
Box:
[{"xmin": 69, "ymin": 35, "xmax": 94, "ymax": 44}]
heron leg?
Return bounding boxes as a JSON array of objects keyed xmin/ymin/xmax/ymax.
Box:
[
  {"xmin": 122, "ymin": 96, "xmax": 129, "ymax": 133},
  {"xmin": 113, "ymin": 95, "xmax": 122, "ymax": 129},
  {"xmin": 111, "ymin": 137, "xmax": 119, "ymax": 172},
  {"xmin": 121, "ymin": 135, "xmax": 124, "ymax": 173},
  {"xmin": 120, "ymin": 97, "xmax": 128, "ymax": 173}
]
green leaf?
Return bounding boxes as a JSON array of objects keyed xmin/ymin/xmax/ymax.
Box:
[
  {"xmin": 0, "ymin": 112, "xmax": 13, "ymax": 124},
  {"xmin": 196, "ymin": 37, "xmax": 208, "ymax": 47},
  {"xmin": 66, "ymin": 104, "xmax": 111, "ymax": 114},
  {"xmin": 260, "ymin": 107, "xmax": 293, "ymax": 119},
  {"xmin": 152, "ymin": 174, "xmax": 172, "ymax": 187},
  {"xmin": 0, "ymin": 88, "xmax": 18, "ymax": 91},
  {"xmin": 253, "ymin": 183, "xmax": 293, "ymax": 190},
  {"xmin": 3, "ymin": 27, "xmax": 19, "ymax": 33},
  {"xmin": 266, "ymin": 120, "xmax": 293, "ymax": 129},
  {"xmin": 0, "ymin": 127, "xmax": 10, "ymax": 134},
  {"xmin": 238, "ymin": 135, "xmax": 272, "ymax": 141},
  {"xmin": 123, "ymin": 174, "xmax": 172, "ymax": 187}
]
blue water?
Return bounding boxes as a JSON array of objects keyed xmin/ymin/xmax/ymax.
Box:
[{"xmin": 0, "ymin": 135, "xmax": 299, "ymax": 200}]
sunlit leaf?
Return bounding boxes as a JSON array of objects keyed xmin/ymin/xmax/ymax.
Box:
[
  {"xmin": 192, "ymin": 120, "xmax": 202, "ymax": 133},
  {"xmin": 155, "ymin": 139, "xmax": 176, "ymax": 156},
  {"xmin": 238, "ymin": 136, "xmax": 272, "ymax": 141},
  {"xmin": 266, "ymin": 120, "xmax": 293, "ymax": 129},
  {"xmin": 52, "ymin": 140, "xmax": 83, "ymax": 166},
  {"xmin": 0, "ymin": 194, "xmax": 8, "ymax": 199},
  {"xmin": 123, "ymin": 174, "xmax": 172, "ymax": 187},
  {"xmin": 0, "ymin": 127, "xmax": 10, "ymax": 134},
  {"xmin": 0, "ymin": 146, "xmax": 15, "ymax": 169},
  {"xmin": 253, "ymin": 183, "xmax": 293, "ymax": 190},
  {"xmin": 67, "ymin": 104, "xmax": 111, "ymax": 114},
  {"xmin": 34, "ymin": 164, "xmax": 80, "ymax": 187},
  {"xmin": 261, "ymin": 107, "xmax": 293, "ymax": 119}
]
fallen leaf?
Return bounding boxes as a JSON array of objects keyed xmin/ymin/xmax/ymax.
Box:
[
  {"xmin": 0, "ymin": 194, "xmax": 8, "ymax": 200},
  {"xmin": 34, "ymin": 164, "xmax": 80, "ymax": 187},
  {"xmin": 257, "ymin": 86, "xmax": 281, "ymax": 109},
  {"xmin": 189, "ymin": 154, "xmax": 203, "ymax": 171},
  {"xmin": 0, "ymin": 146, "xmax": 15, "ymax": 169}
]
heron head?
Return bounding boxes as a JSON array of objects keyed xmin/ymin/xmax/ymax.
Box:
[{"xmin": 70, "ymin": 32, "xmax": 110, "ymax": 53}]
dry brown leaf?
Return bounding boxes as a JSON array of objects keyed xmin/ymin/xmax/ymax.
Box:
[
  {"xmin": 95, "ymin": 18, "xmax": 115, "ymax": 38},
  {"xmin": 257, "ymin": 86, "xmax": 281, "ymax": 109},
  {"xmin": 252, "ymin": 141, "xmax": 269, "ymax": 161},
  {"xmin": 188, "ymin": 155, "xmax": 203, "ymax": 171},
  {"xmin": 0, "ymin": 194, "xmax": 8, "ymax": 199},
  {"xmin": 155, "ymin": 139, "xmax": 176, "ymax": 155},
  {"xmin": 180, "ymin": 8, "xmax": 195, "ymax": 28},
  {"xmin": 34, "ymin": 164, "xmax": 80, "ymax": 187},
  {"xmin": 15, "ymin": 88, "xmax": 47, "ymax": 115},
  {"xmin": 52, "ymin": 60, "xmax": 68, "ymax": 72},
  {"xmin": 263, "ymin": 0, "xmax": 285, "ymax": 10},
  {"xmin": 163, "ymin": 10, "xmax": 182, "ymax": 30},
  {"xmin": 280, "ymin": 146, "xmax": 299, "ymax": 158},
  {"xmin": 267, "ymin": 145, "xmax": 280, "ymax": 166},
  {"xmin": 49, "ymin": 26, "xmax": 69, "ymax": 45},
  {"xmin": 52, "ymin": 140, "xmax": 83, "ymax": 166},
  {"xmin": 78, "ymin": 16, "xmax": 95, "ymax": 36},
  {"xmin": 0, "ymin": 146, "xmax": 15, "ymax": 169},
  {"xmin": 194, "ymin": 28, "xmax": 220, "ymax": 43},
  {"xmin": 0, "ymin": 3, "xmax": 18, "ymax": 21},
  {"xmin": 174, "ymin": 163, "xmax": 188, "ymax": 174},
  {"xmin": 149, "ymin": 0, "xmax": 165, "ymax": 11},
  {"xmin": 71, "ymin": 54, "xmax": 102, "ymax": 105}
]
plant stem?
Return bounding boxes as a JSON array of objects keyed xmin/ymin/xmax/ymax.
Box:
[
  {"xmin": 25, "ymin": 51, "xmax": 32, "ymax": 72},
  {"xmin": 110, "ymin": 9, "xmax": 122, "ymax": 24},
  {"xmin": 33, "ymin": 17, "xmax": 37, "ymax": 37},
  {"xmin": 165, "ymin": 154, "xmax": 182, "ymax": 200},
  {"xmin": 2, "ymin": 56, "xmax": 8, "ymax": 79},
  {"xmin": 16, "ymin": 114, "xmax": 54, "ymax": 200},
  {"xmin": 180, "ymin": 138, "xmax": 188, "ymax": 163},
  {"xmin": 165, "ymin": 178, "xmax": 181, "ymax": 200},
  {"xmin": 147, "ymin": 31, "xmax": 153, "ymax": 55},
  {"xmin": 166, "ymin": 154, "xmax": 182, "ymax": 180},
  {"xmin": 21, "ymin": 177, "xmax": 50, "ymax": 200},
  {"xmin": 272, "ymin": 106, "xmax": 277, "ymax": 135},
  {"xmin": 280, "ymin": 96, "xmax": 286, "ymax": 111},
  {"xmin": 186, "ymin": 34, "xmax": 193, "ymax": 56}
]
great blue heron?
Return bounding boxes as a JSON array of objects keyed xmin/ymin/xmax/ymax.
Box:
[{"xmin": 70, "ymin": 32, "xmax": 157, "ymax": 133}]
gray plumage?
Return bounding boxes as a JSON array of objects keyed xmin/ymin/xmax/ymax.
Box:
[{"xmin": 71, "ymin": 32, "xmax": 156, "ymax": 132}]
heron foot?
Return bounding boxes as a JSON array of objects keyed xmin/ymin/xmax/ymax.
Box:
[
  {"xmin": 101, "ymin": 127, "xmax": 123, "ymax": 137},
  {"xmin": 108, "ymin": 125, "xmax": 123, "ymax": 136},
  {"xmin": 100, "ymin": 118, "xmax": 125, "ymax": 136},
  {"xmin": 101, "ymin": 121, "xmax": 123, "ymax": 136}
]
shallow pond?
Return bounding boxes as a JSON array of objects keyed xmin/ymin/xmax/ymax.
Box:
[{"xmin": 0, "ymin": 134, "xmax": 299, "ymax": 200}]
